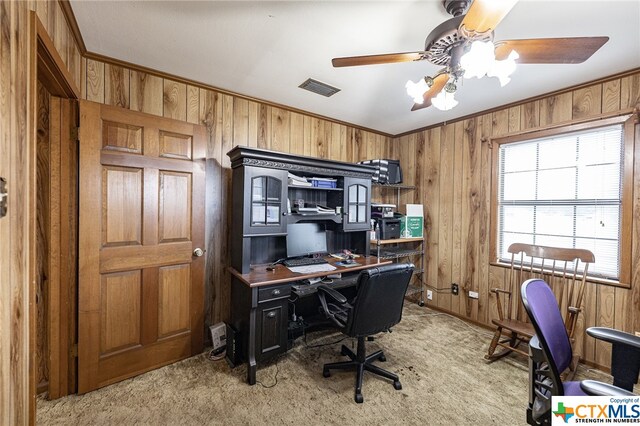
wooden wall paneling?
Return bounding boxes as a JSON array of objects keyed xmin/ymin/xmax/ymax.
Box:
[
  {"xmin": 70, "ymin": 42, "xmax": 81, "ymax": 91},
  {"xmin": 104, "ymin": 63, "xmax": 129, "ymax": 108},
  {"xmin": 53, "ymin": 3, "xmax": 67, "ymax": 72},
  {"xmin": 35, "ymin": 0, "xmax": 48, "ymax": 35},
  {"xmin": 309, "ymin": 117, "xmax": 325, "ymax": 159},
  {"xmin": 219, "ymin": 94, "xmax": 234, "ymax": 322},
  {"xmin": 302, "ymin": 115, "xmax": 315, "ymax": 156},
  {"xmin": 199, "ymin": 89, "xmax": 222, "ymax": 326},
  {"xmin": 477, "ymin": 115, "xmax": 492, "ymax": 324},
  {"xmin": 620, "ymin": 74, "xmax": 640, "ymax": 109},
  {"xmin": 539, "ymin": 92, "xmax": 572, "ymax": 126},
  {"xmin": 424, "ymin": 129, "xmax": 441, "ymax": 306},
  {"xmin": 350, "ymin": 128, "xmax": 366, "ymax": 163},
  {"xmin": 614, "ymin": 286, "xmax": 630, "ymax": 334},
  {"xmin": 507, "ymin": 106, "xmax": 520, "ymax": 133},
  {"xmin": 414, "ymin": 131, "xmax": 425, "ymax": 206},
  {"xmin": 80, "ymin": 56, "xmax": 86, "ymax": 100},
  {"xmin": 580, "ymin": 281, "xmax": 597, "ymax": 363},
  {"xmin": 163, "ymin": 80, "xmax": 186, "ymax": 121},
  {"xmin": 186, "ymin": 85, "xmax": 199, "ymax": 125},
  {"xmin": 232, "ymin": 98, "xmax": 249, "ymax": 147},
  {"xmin": 246, "ymin": 100, "xmax": 258, "ymax": 147},
  {"xmin": 572, "ymin": 84, "xmax": 602, "ymax": 120},
  {"xmin": 130, "ymin": 71, "xmax": 163, "ymax": 116},
  {"xmin": 520, "ymin": 100, "xmax": 540, "ymax": 130},
  {"xmin": 36, "ymin": 82, "xmax": 51, "ymax": 393},
  {"xmin": 86, "ymin": 59, "xmax": 104, "ymax": 103},
  {"xmin": 437, "ymin": 125, "xmax": 455, "ymax": 311},
  {"xmin": 257, "ymin": 103, "xmax": 271, "ymax": 150},
  {"xmin": 323, "ymin": 118, "xmax": 333, "ymax": 160},
  {"xmin": 451, "ymin": 122, "xmax": 464, "ymax": 315},
  {"xmin": 595, "ymin": 285, "xmax": 615, "ymax": 367},
  {"xmin": 492, "ymin": 109, "xmax": 509, "ymax": 137},
  {"xmin": 270, "ymin": 107, "xmax": 290, "ymax": 153},
  {"xmin": 631, "ymin": 121, "xmax": 640, "ymax": 337},
  {"xmin": 602, "ymin": 79, "xmax": 621, "ymax": 113},
  {"xmin": 460, "ymin": 118, "xmax": 479, "ymax": 319},
  {"xmin": 289, "ymin": 111, "xmax": 304, "ymax": 155},
  {"xmin": 329, "ymin": 122, "xmax": 347, "ymax": 162}
]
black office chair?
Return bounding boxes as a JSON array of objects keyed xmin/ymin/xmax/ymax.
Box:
[
  {"xmin": 317, "ymin": 263, "xmax": 414, "ymax": 403},
  {"xmin": 521, "ymin": 278, "xmax": 640, "ymax": 425}
]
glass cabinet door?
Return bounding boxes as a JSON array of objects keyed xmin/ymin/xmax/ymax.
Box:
[
  {"xmin": 343, "ymin": 177, "xmax": 370, "ymax": 231},
  {"xmin": 244, "ymin": 168, "xmax": 288, "ymax": 235}
]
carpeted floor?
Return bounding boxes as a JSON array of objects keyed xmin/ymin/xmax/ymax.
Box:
[{"xmin": 37, "ymin": 304, "xmax": 614, "ymax": 425}]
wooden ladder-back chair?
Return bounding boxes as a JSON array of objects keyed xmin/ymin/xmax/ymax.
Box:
[{"xmin": 485, "ymin": 243, "xmax": 595, "ymax": 375}]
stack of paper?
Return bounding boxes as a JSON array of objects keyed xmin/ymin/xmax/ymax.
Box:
[{"xmin": 288, "ymin": 172, "xmax": 311, "ymax": 187}]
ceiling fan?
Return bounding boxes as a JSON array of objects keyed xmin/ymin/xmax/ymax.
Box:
[{"xmin": 332, "ymin": 0, "xmax": 609, "ymax": 111}]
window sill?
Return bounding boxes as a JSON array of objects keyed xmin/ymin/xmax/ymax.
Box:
[{"xmin": 489, "ymin": 261, "xmax": 630, "ymax": 289}]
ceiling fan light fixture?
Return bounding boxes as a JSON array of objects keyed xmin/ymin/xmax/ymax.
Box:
[
  {"xmin": 432, "ymin": 87, "xmax": 458, "ymax": 111},
  {"xmin": 487, "ymin": 50, "xmax": 519, "ymax": 86},
  {"xmin": 405, "ymin": 77, "xmax": 432, "ymax": 104},
  {"xmin": 460, "ymin": 40, "xmax": 496, "ymax": 79}
]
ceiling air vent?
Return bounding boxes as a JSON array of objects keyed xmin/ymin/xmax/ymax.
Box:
[{"xmin": 299, "ymin": 78, "xmax": 340, "ymax": 97}]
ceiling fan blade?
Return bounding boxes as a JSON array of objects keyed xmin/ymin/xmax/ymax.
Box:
[
  {"xmin": 495, "ymin": 37, "xmax": 609, "ymax": 64},
  {"xmin": 411, "ymin": 73, "xmax": 449, "ymax": 111},
  {"xmin": 459, "ymin": 0, "xmax": 518, "ymax": 36},
  {"xmin": 332, "ymin": 52, "xmax": 425, "ymax": 68}
]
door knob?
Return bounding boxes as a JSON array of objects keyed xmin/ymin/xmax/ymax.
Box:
[{"xmin": 193, "ymin": 248, "xmax": 205, "ymax": 257}]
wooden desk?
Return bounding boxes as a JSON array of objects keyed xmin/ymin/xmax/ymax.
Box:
[{"xmin": 227, "ymin": 256, "xmax": 391, "ymax": 385}]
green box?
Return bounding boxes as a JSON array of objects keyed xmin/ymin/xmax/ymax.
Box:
[{"xmin": 400, "ymin": 216, "xmax": 423, "ymax": 238}]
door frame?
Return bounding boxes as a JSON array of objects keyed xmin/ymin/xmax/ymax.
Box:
[{"xmin": 28, "ymin": 10, "xmax": 80, "ymax": 416}]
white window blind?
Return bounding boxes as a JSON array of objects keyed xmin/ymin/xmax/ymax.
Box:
[{"xmin": 497, "ymin": 124, "xmax": 624, "ymax": 280}]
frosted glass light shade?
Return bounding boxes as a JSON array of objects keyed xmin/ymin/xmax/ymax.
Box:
[
  {"xmin": 488, "ymin": 50, "xmax": 519, "ymax": 86},
  {"xmin": 431, "ymin": 89, "xmax": 458, "ymax": 111},
  {"xmin": 460, "ymin": 41, "xmax": 495, "ymax": 79},
  {"xmin": 405, "ymin": 78, "xmax": 430, "ymax": 104}
]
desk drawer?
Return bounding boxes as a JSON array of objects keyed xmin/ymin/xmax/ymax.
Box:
[{"xmin": 258, "ymin": 285, "xmax": 291, "ymax": 303}]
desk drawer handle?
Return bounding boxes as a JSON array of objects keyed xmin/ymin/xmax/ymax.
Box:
[
  {"xmin": 267, "ymin": 311, "xmax": 277, "ymax": 319},
  {"xmin": 271, "ymin": 289, "xmax": 281, "ymax": 296}
]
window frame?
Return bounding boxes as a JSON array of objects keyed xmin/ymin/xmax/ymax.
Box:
[{"xmin": 490, "ymin": 114, "xmax": 636, "ymax": 288}]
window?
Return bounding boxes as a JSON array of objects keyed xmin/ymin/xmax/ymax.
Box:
[{"xmin": 492, "ymin": 116, "xmax": 634, "ymax": 284}]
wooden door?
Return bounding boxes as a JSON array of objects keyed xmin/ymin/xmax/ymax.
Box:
[{"xmin": 78, "ymin": 100, "xmax": 206, "ymax": 393}]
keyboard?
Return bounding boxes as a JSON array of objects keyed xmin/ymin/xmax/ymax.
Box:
[{"xmin": 283, "ymin": 257, "xmax": 328, "ymax": 267}]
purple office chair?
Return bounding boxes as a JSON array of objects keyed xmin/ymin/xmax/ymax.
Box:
[{"xmin": 521, "ymin": 279, "xmax": 639, "ymax": 425}]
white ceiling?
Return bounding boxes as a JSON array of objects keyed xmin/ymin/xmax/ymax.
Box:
[{"xmin": 70, "ymin": 1, "xmax": 640, "ymax": 135}]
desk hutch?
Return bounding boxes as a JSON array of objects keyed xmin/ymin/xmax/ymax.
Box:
[{"xmin": 226, "ymin": 146, "xmax": 393, "ymax": 384}]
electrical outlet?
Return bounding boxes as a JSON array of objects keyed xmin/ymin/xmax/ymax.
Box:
[
  {"xmin": 427, "ymin": 290, "xmax": 433, "ymax": 300},
  {"xmin": 451, "ymin": 283, "xmax": 459, "ymax": 295},
  {"xmin": 469, "ymin": 291, "xmax": 479, "ymax": 299}
]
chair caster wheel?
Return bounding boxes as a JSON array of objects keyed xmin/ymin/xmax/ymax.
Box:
[
  {"xmin": 393, "ymin": 381, "xmax": 402, "ymax": 390},
  {"xmin": 355, "ymin": 393, "xmax": 363, "ymax": 404},
  {"xmin": 419, "ymin": 301, "xmax": 425, "ymax": 307},
  {"xmin": 378, "ymin": 354, "xmax": 386, "ymax": 362},
  {"xmin": 323, "ymin": 368, "xmax": 331, "ymax": 378}
]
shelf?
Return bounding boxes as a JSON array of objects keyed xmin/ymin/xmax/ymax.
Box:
[
  {"xmin": 371, "ymin": 237, "xmax": 424, "ymax": 245},
  {"xmin": 376, "ymin": 248, "xmax": 424, "ymax": 260},
  {"xmin": 372, "ymin": 183, "xmax": 415, "ymax": 190},
  {"xmin": 288, "ymin": 185, "xmax": 343, "ymax": 191}
]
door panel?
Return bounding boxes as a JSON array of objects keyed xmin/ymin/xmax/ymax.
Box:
[{"xmin": 78, "ymin": 100, "xmax": 205, "ymax": 393}]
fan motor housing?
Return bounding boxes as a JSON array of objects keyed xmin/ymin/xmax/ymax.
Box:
[{"xmin": 443, "ymin": 0, "xmax": 471, "ymax": 17}]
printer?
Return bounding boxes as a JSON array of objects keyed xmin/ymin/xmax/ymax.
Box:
[{"xmin": 376, "ymin": 217, "xmax": 401, "ymax": 240}]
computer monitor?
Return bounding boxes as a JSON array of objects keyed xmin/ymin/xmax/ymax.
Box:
[{"xmin": 286, "ymin": 223, "xmax": 328, "ymax": 258}]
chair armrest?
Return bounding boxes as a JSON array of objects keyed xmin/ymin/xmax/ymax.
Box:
[
  {"xmin": 317, "ymin": 285, "xmax": 347, "ymax": 305},
  {"xmin": 491, "ymin": 288, "xmax": 511, "ymax": 295},
  {"xmin": 580, "ymin": 380, "xmax": 635, "ymax": 397},
  {"xmin": 587, "ymin": 327, "xmax": 640, "ymax": 350}
]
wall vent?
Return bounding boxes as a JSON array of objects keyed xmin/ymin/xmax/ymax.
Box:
[{"xmin": 299, "ymin": 78, "xmax": 340, "ymax": 97}]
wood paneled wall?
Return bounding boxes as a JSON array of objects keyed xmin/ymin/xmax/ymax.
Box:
[
  {"xmin": 78, "ymin": 57, "xmax": 394, "ymax": 325},
  {"xmin": 410, "ymin": 72, "xmax": 640, "ymax": 368},
  {"xmin": 1, "ymin": 1, "xmax": 81, "ymax": 421}
]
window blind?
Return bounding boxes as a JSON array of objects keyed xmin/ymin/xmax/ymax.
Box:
[{"xmin": 497, "ymin": 124, "xmax": 624, "ymax": 280}]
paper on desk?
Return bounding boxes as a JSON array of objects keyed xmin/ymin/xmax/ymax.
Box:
[{"xmin": 287, "ymin": 264, "xmax": 337, "ymax": 274}]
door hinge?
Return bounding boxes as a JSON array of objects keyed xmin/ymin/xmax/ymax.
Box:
[
  {"xmin": 0, "ymin": 177, "xmax": 7, "ymax": 218},
  {"xmin": 71, "ymin": 126, "xmax": 79, "ymax": 142},
  {"xmin": 70, "ymin": 344, "xmax": 78, "ymax": 358}
]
